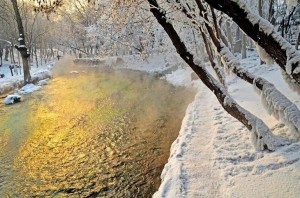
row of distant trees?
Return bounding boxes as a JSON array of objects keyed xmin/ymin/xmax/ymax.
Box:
[
  {"xmin": 0, "ymin": 0, "xmax": 65, "ymax": 81},
  {"xmin": 30, "ymin": 0, "xmax": 300, "ymax": 58},
  {"xmin": 2, "ymin": 1, "xmax": 299, "ymax": 77}
]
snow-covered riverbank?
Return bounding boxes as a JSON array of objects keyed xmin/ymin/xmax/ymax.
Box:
[
  {"xmin": 110, "ymin": 52, "xmax": 300, "ymax": 197},
  {"xmin": 0, "ymin": 61, "xmax": 54, "ymax": 95},
  {"xmin": 7, "ymin": 53, "xmax": 300, "ymax": 197}
]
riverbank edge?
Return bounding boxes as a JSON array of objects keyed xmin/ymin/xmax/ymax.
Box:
[
  {"xmin": 72, "ymin": 54, "xmax": 202, "ymax": 196},
  {"xmin": 0, "ymin": 68, "xmax": 54, "ymax": 97}
]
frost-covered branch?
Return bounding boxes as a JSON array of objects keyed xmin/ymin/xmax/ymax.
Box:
[
  {"xmin": 188, "ymin": 0, "xmax": 300, "ymax": 139},
  {"xmin": 147, "ymin": 0, "xmax": 289, "ymax": 151},
  {"xmin": 203, "ymin": 0, "xmax": 300, "ymax": 84}
]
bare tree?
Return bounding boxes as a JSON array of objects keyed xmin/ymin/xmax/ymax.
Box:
[{"xmin": 11, "ymin": 0, "xmax": 31, "ymax": 84}]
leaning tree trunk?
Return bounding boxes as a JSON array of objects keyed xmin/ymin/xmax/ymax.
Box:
[
  {"xmin": 147, "ymin": 0, "xmax": 289, "ymax": 151},
  {"xmin": 11, "ymin": 0, "xmax": 31, "ymax": 84},
  {"xmin": 203, "ymin": 0, "xmax": 300, "ymax": 84},
  {"xmin": 194, "ymin": 0, "xmax": 300, "ymax": 138}
]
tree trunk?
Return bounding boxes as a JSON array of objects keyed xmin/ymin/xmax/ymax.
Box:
[
  {"xmin": 234, "ymin": 28, "xmax": 242, "ymax": 53},
  {"xmin": 258, "ymin": 0, "xmax": 264, "ymax": 64},
  {"xmin": 242, "ymin": 32, "xmax": 247, "ymax": 59},
  {"xmin": 10, "ymin": 46, "xmax": 15, "ymax": 64},
  {"xmin": 4, "ymin": 46, "xmax": 9, "ymax": 61},
  {"xmin": 17, "ymin": 52, "xmax": 22, "ymax": 75},
  {"xmin": 11, "ymin": 0, "xmax": 31, "ymax": 84},
  {"xmin": 200, "ymin": 29, "xmax": 226, "ymax": 86},
  {"xmin": 35, "ymin": 47, "xmax": 39, "ymax": 68},
  {"xmin": 203, "ymin": 0, "xmax": 300, "ymax": 83},
  {"xmin": 184, "ymin": 0, "xmax": 300, "ymax": 137},
  {"xmin": 226, "ymin": 21, "xmax": 233, "ymax": 51},
  {"xmin": 258, "ymin": 0, "xmax": 263, "ymax": 17},
  {"xmin": 268, "ymin": 0, "xmax": 275, "ymax": 24},
  {"xmin": 147, "ymin": 0, "xmax": 288, "ymax": 151},
  {"xmin": 0, "ymin": 48, "xmax": 3, "ymax": 67},
  {"xmin": 296, "ymin": 33, "xmax": 300, "ymax": 50}
]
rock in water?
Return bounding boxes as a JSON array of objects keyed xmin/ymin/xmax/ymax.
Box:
[
  {"xmin": 4, "ymin": 95, "xmax": 21, "ymax": 105},
  {"xmin": 70, "ymin": 71, "xmax": 79, "ymax": 74}
]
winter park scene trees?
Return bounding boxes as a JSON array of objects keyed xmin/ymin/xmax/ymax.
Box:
[{"xmin": 0, "ymin": 0, "xmax": 300, "ymax": 197}]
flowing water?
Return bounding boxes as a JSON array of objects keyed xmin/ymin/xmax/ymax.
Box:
[{"xmin": 0, "ymin": 63, "xmax": 195, "ymax": 197}]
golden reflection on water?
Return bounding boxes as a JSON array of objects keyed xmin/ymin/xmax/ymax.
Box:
[{"xmin": 0, "ymin": 69, "xmax": 195, "ymax": 197}]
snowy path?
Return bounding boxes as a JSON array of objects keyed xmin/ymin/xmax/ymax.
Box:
[
  {"xmin": 153, "ymin": 85, "xmax": 222, "ymax": 197},
  {"xmin": 155, "ymin": 81, "xmax": 300, "ymax": 197}
]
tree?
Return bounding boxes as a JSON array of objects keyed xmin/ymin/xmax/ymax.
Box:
[
  {"xmin": 11, "ymin": 0, "xmax": 31, "ymax": 84},
  {"xmin": 32, "ymin": 0, "xmax": 300, "ymax": 151},
  {"xmin": 203, "ymin": 0, "xmax": 300, "ymax": 83}
]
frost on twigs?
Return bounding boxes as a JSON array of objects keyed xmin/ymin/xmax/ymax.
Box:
[
  {"xmin": 254, "ymin": 77, "xmax": 300, "ymax": 140},
  {"xmin": 254, "ymin": 43, "xmax": 274, "ymax": 65},
  {"xmin": 280, "ymin": 69, "xmax": 300, "ymax": 94},
  {"xmin": 251, "ymin": 118, "xmax": 290, "ymax": 151},
  {"xmin": 286, "ymin": 51, "xmax": 300, "ymax": 75}
]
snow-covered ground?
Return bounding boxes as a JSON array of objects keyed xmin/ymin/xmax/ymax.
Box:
[
  {"xmin": 106, "ymin": 52, "xmax": 300, "ymax": 197},
  {"xmin": 0, "ymin": 60, "xmax": 54, "ymax": 95}
]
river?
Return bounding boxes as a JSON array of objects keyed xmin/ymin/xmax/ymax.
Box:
[{"xmin": 0, "ymin": 64, "xmax": 194, "ymax": 197}]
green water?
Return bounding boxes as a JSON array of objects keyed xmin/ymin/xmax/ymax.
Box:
[{"xmin": 0, "ymin": 66, "xmax": 194, "ymax": 197}]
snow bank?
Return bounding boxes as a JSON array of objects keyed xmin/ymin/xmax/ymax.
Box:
[
  {"xmin": 163, "ymin": 68, "xmax": 193, "ymax": 87},
  {"xmin": 17, "ymin": 84, "xmax": 41, "ymax": 94},
  {"xmin": 0, "ymin": 69, "xmax": 52, "ymax": 95}
]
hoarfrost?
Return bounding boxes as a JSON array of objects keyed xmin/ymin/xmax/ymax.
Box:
[
  {"xmin": 248, "ymin": 115, "xmax": 290, "ymax": 151},
  {"xmin": 255, "ymin": 43, "xmax": 274, "ymax": 65},
  {"xmin": 254, "ymin": 77, "xmax": 300, "ymax": 140}
]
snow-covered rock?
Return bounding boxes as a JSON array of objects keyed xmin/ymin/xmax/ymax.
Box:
[
  {"xmin": 37, "ymin": 79, "xmax": 49, "ymax": 86},
  {"xmin": 70, "ymin": 71, "xmax": 79, "ymax": 74},
  {"xmin": 18, "ymin": 84, "xmax": 41, "ymax": 94},
  {"xmin": 4, "ymin": 94, "xmax": 21, "ymax": 105}
]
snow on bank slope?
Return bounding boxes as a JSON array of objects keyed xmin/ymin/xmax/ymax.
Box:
[
  {"xmin": 0, "ymin": 64, "xmax": 53, "ymax": 95},
  {"xmin": 151, "ymin": 52, "xmax": 300, "ymax": 197}
]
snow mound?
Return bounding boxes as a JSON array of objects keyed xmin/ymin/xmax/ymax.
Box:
[
  {"xmin": 163, "ymin": 68, "xmax": 193, "ymax": 87},
  {"xmin": 4, "ymin": 95, "xmax": 21, "ymax": 105},
  {"xmin": 70, "ymin": 71, "xmax": 79, "ymax": 74},
  {"xmin": 18, "ymin": 84, "xmax": 41, "ymax": 94},
  {"xmin": 37, "ymin": 79, "xmax": 49, "ymax": 86}
]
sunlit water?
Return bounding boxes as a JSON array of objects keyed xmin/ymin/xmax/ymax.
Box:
[{"xmin": 0, "ymin": 64, "xmax": 194, "ymax": 197}]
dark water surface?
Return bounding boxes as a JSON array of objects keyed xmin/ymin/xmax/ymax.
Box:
[{"xmin": 0, "ymin": 65, "xmax": 195, "ymax": 197}]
